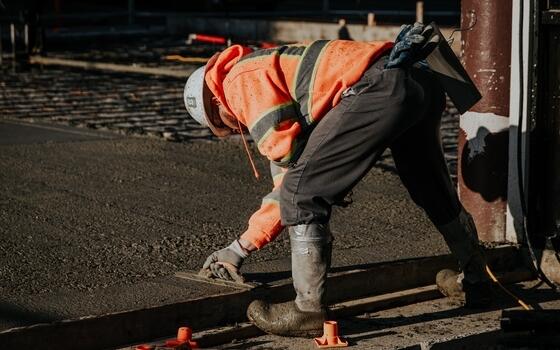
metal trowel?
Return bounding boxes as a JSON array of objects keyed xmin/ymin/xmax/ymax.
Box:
[{"xmin": 174, "ymin": 269, "xmax": 260, "ymax": 290}]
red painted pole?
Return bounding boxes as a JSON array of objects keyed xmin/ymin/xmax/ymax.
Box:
[{"xmin": 458, "ymin": 0, "xmax": 513, "ymax": 242}]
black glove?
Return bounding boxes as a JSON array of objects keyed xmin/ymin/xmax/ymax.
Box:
[
  {"xmin": 385, "ymin": 23, "xmax": 440, "ymax": 70},
  {"xmin": 201, "ymin": 240, "xmax": 249, "ymax": 282}
]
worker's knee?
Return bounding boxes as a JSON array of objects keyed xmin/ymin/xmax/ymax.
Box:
[
  {"xmin": 411, "ymin": 67, "xmax": 446, "ymax": 121},
  {"xmin": 398, "ymin": 74, "xmax": 425, "ymax": 121},
  {"xmin": 279, "ymin": 169, "xmax": 332, "ymax": 226},
  {"xmin": 279, "ymin": 169, "xmax": 300, "ymax": 225},
  {"xmin": 376, "ymin": 70, "xmax": 425, "ymax": 132},
  {"xmin": 376, "ymin": 78, "xmax": 425, "ymax": 138},
  {"xmin": 289, "ymin": 224, "xmax": 332, "ymax": 247}
]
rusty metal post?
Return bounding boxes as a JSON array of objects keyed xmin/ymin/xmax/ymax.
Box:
[
  {"xmin": 0, "ymin": 25, "xmax": 3, "ymax": 65},
  {"xmin": 10, "ymin": 23, "xmax": 15, "ymax": 72},
  {"xmin": 458, "ymin": 0, "xmax": 513, "ymax": 242},
  {"xmin": 24, "ymin": 24, "xmax": 29, "ymax": 54},
  {"xmin": 128, "ymin": 0, "xmax": 135, "ymax": 25},
  {"xmin": 367, "ymin": 13, "xmax": 376, "ymax": 27},
  {"xmin": 416, "ymin": 2, "xmax": 424, "ymax": 23},
  {"xmin": 322, "ymin": 0, "xmax": 330, "ymax": 16}
]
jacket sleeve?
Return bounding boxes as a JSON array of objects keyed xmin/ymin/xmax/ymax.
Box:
[
  {"xmin": 223, "ymin": 67, "xmax": 302, "ymax": 165},
  {"xmin": 240, "ymin": 162, "xmax": 287, "ymax": 249}
]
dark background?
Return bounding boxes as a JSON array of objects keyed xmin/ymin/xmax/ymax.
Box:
[{"xmin": 0, "ymin": 0, "xmax": 461, "ymax": 25}]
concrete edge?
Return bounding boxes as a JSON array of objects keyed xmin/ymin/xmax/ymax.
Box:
[{"xmin": 0, "ymin": 246, "xmax": 527, "ymax": 350}]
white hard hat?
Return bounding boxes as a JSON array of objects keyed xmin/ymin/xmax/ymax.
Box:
[{"xmin": 183, "ymin": 66, "xmax": 209, "ymax": 128}]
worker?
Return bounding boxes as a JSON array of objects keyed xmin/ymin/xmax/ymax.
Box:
[{"xmin": 184, "ymin": 23, "xmax": 492, "ymax": 337}]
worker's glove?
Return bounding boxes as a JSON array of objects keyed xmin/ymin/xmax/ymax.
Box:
[
  {"xmin": 385, "ymin": 22, "xmax": 440, "ymax": 70},
  {"xmin": 201, "ymin": 240, "xmax": 250, "ymax": 282}
]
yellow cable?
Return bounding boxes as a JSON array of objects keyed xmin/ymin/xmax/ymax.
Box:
[
  {"xmin": 163, "ymin": 55, "xmax": 209, "ymax": 64},
  {"xmin": 485, "ymin": 265, "xmax": 531, "ymax": 310}
]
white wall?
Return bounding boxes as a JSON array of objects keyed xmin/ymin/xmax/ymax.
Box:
[{"xmin": 506, "ymin": 0, "xmax": 532, "ymax": 243}]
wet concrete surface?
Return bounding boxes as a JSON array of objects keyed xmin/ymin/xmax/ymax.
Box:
[{"xmin": 0, "ymin": 119, "xmax": 450, "ymax": 331}]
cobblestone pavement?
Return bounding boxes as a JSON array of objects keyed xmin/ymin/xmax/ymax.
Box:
[
  {"xmin": 0, "ymin": 63, "xmax": 460, "ymax": 177},
  {"xmin": 0, "ymin": 66, "xmax": 213, "ymax": 142}
]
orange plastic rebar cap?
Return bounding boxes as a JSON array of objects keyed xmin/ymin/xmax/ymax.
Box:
[
  {"xmin": 165, "ymin": 326, "xmax": 199, "ymax": 349},
  {"xmin": 177, "ymin": 327, "xmax": 191, "ymax": 342},
  {"xmin": 314, "ymin": 321, "xmax": 349, "ymax": 348},
  {"xmin": 135, "ymin": 345, "xmax": 154, "ymax": 350}
]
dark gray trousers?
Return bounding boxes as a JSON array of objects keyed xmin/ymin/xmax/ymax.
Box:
[{"xmin": 280, "ymin": 58, "xmax": 462, "ymax": 227}]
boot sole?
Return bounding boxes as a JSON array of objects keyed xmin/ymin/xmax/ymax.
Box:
[{"xmin": 247, "ymin": 313, "xmax": 323, "ymax": 338}]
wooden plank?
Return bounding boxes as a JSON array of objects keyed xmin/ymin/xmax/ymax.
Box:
[
  {"xmin": 501, "ymin": 309, "xmax": 560, "ymax": 332},
  {"xmin": 188, "ymin": 285, "xmax": 442, "ymax": 349},
  {"xmin": 163, "ymin": 55, "xmax": 209, "ymax": 64},
  {"xmin": 426, "ymin": 330, "xmax": 560, "ymax": 349},
  {"xmin": 321, "ymin": 245, "xmax": 525, "ymax": 304},
  {"xmin": 0, "ymin": 246, "xmax": 527, "ymax": 350},
  {"xmin": 331, "ymin": 285, "xmax": 441, "ymax": 318},
  {"xmin": 187, "ymin": 268, "xmax": 535, "ymax": 348},
  {"xmin": 0, "ymin": 290, "xmax": 253, "ymax": 350},
  {"xmin": 28, "ymin": 56, "xmax": 195, "ymax": 78}
]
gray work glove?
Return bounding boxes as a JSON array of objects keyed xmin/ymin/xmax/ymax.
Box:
[
  {"xmin": 385, "ymin": 22, "xmax": 440, "ymax": 70},
  {"xmin": 201, "ymin": 240, "xmax": 250, "ymax": 282}
]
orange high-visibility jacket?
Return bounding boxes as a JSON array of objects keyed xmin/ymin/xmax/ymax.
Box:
[{"xmin": 205, "ymin": 40, "xmax": 393, "ymax": 249}]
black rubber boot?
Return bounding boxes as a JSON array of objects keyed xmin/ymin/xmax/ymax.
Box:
[
  {"xmin": 436, "ymin": 209, "xmax": 493, "ymax": 309},
  {"xmin": 247, "ymin": 224, "xmax": 332, "ymax": 337},
  {"xmin": 247, "ymin": 300, "xmax": 327, "ymax": 337},
  {"xmin": 463, "ymin": 279, "xmax": 493, "ymax": 309},
  {"xmin": 436, "ymin": 269, "xmax": 493, "ymax": 309},
  {"xmin": 436, "ymin": 269, "xmax": 464, "ymax": 297}
]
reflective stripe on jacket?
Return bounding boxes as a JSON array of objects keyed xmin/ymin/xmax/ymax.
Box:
[{"xmin": 205, "ymin": 40, "xmax": 393, "ymax": 248}]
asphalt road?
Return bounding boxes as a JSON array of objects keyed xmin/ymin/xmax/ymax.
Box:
[{"xmin": 0, "ymin": 119, "xmax": 449, "ymax": 331}]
